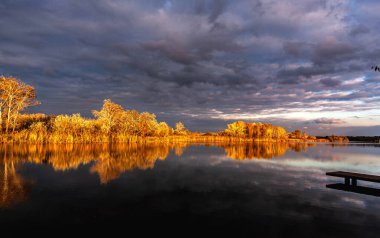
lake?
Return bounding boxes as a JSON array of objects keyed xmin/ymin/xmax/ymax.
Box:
[{"xmin": 1, "ymin": 142, "xmax": 380, "ymax": 236}]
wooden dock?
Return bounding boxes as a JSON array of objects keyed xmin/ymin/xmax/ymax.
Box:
[{"xmin": 326, "ymin": 171, "xmax": 380, "ymax": 186}]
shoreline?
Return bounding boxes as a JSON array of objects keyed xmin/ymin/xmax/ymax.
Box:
[{"xmin": 0, "ymin": 135, "xmax": 345, "ymax": 144}]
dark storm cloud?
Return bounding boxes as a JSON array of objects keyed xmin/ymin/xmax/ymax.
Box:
[
  {"xmin": 320, "ymin": 78, "xmax": 341, "ymax": 87},
  {"xmin": 283, "ymin": 41, "xmax": 311, "ymax": 58},
  {"xmin": 0, "ymin": 0, "xmax": 380, "ymax": 133},
  {"xmin": 312, "ymin": 39, "xmax": 357, "ymax": 66}
]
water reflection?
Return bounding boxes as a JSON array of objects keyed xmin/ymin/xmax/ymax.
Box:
[
  {"xmin": 0, "ymin": 142, "xmax": 373, "ymax": 209},
  {"xmin": 0, "ymin": 143, "xmax": 190, "ymax": 185},
  {"xmin": 1, "ymin": 142, "xmax": 380, "ymax": 236},
  {"xmin": 221, "ymin": 142, "xmax": 317, "ymax": 159},
  {"xmin": 326, "ymin": 183, "xmax": 380, "ymax": 197},
  {"xmin": 0, "ymin": 147, "xmax": 30, "ymax": 208}
]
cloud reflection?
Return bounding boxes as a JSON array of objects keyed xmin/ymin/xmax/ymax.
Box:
[{"xmin": 1, "ymin": 142, "xmax": 380, "ymax": 236}]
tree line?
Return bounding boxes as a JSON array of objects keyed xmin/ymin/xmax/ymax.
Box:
[
  {"xmin": 11, "ymin": 100, "xmax": 190, "ymax": 143},
  {"xmin": 0, "ymin": 76, "xmax": 190, "ymax": 143},
  {"xmin": 220, "ymin": 121, "xmax": 317, "ymax": 141},
  {"xmin": 0, "ymin": 76, "xmax": 327, "ymax": 143}
]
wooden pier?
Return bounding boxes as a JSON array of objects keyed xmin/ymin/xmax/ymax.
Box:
[
  {"xmin": 326, "ymin": 171, "xmax": 380, "ymax": 186},
  {"xmin": 326, "ymin": 171, "xmax": 380, "ymax": 197}
]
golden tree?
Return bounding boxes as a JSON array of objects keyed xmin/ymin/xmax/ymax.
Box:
[
  {"xmin": 175, "ymin": 121, "xmax": 189, "ymax": 135},
  {"xmin": 0, "ymin": 76, "xmax": 39, "ymax": 135},
  {"xmin": 247, "ymin": 122, "xmax": 256, "ymax": 138},
  {"xmin": 156, "ymin": 122, "xmax": 172, "ymax": 137},
  {"xmin": 273, "ymin": 126, "xmax": 288, "ymax": 140},
  {"xmin": 138, "ymin": 112, "xmax": 158, "ymax": 136},
  {"xmin": 225, "ymin": 121, "xmax": 247, "ymax": 137},
  {"xmin": 92, "ymin": 99, "xmax": 124, "ymax": 136},
  {"xmin": 119, "ymin": 109, "xmax": 140, "ymax": 136}
]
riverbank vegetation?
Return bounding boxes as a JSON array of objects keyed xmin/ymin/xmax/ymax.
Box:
[{"xmin": 0, "ymin": 76, "xmax": 346, "ymax": 143}]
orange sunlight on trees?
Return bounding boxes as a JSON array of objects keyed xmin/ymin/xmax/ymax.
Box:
[
  {"xmin": 0, "ymin": 76, "xmax": 343, "ymax": 143},
  {"xmin": 0, "ymin": 76, "xmax": 39, "ymax": 136}
]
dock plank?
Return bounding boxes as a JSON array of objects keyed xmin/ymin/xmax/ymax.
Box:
[{"xmin": 326, "ymin": 171, "xmax": 380, "ymax": 183}]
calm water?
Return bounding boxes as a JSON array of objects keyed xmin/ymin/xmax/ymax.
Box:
[{"xmin": 1, "ymin": 142, "xmax": 380, "ymax": 236}]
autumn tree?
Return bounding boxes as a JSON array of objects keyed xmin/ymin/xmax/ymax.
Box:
[
  {"xmin": 247, "ymin": 122, "xmax": 255, "ymax": 138},
  {"xmin": 51, "ymin": 114, "xmax": 94, "ymax": 143},
  {"xmin": 0, "ymin": 76, "xmax": 39, "ymax": 135},
  {"xmin": 28, "ymin": 122, "xmax": 48, "ymax": 143},
  {"xmin": 289, "ymin": 129, "xmax": 302, "ymax": 139},
  {"xmin": 222, "ymin": 121, "xmax": 290, "ymax": 141},
  {"xmin": 92, "ymin": 99, "xmax": 124, "ymax": 136},
  {"xmin": 273, "ymin": 126, "xmax": 288, "ymax": 140},
  {"xmin": 138, "ymin": 112, "xmax": 158, "ymax": 136},
  {"xmin": 225, "ymin": 121, "xmax": 247, "ymax": 137},
  {"xmin": 119, "ymin": 109, "xmax": 139, "ymax": 136},
  {"xmin": 156, "ymin": 122, "xmax": 172, "ymax": 137},
  {"xmin": 175, "ymin": 122, "xmax": 189, "ymax": 135}
]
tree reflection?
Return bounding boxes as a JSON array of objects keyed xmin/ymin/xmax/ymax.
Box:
[
  {"xmin": 0, "ymin": 142, "xmax": 190, "ymax": 185},
  {"xmin": 0, "ymin": 141, "xmax": 320, "ymax": 207},
  {"xmin": 89, "ymin": 143, "xmax": 171, "ymax": 184},
  {"xmin": 0, "ymin": 146, "xmax": 30, "ymax": 208},
  {"xmin": 221, "ymin": 142, "xmax": 316, "ymax": 160}
]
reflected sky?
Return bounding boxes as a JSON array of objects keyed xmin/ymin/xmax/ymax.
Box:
[{"xmin": 1, "ymin": 142, "xmax": 380, "ymax": 236}]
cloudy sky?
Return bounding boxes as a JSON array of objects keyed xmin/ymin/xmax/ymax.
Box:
[{"xmin": 1, "ymin": 0, "xmax": 380, "ymax": 135}]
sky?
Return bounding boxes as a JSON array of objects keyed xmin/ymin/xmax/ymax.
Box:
[{"xmin": 0, "ymin": 0, "xmax": 380, "ymax": 136}]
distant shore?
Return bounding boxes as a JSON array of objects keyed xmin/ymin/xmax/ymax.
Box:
[{"xmin": 345, "ymin": 136, "xmax": 380, "ymax": 143}]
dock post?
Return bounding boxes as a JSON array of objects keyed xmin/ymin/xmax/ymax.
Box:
[
  {"xmin": 345, "ymin": 177, "xmax": 350, "ymax": 185},
  {"xmin": 352, "ymin": 178, "xmax": 357, "ymax": 186}
]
